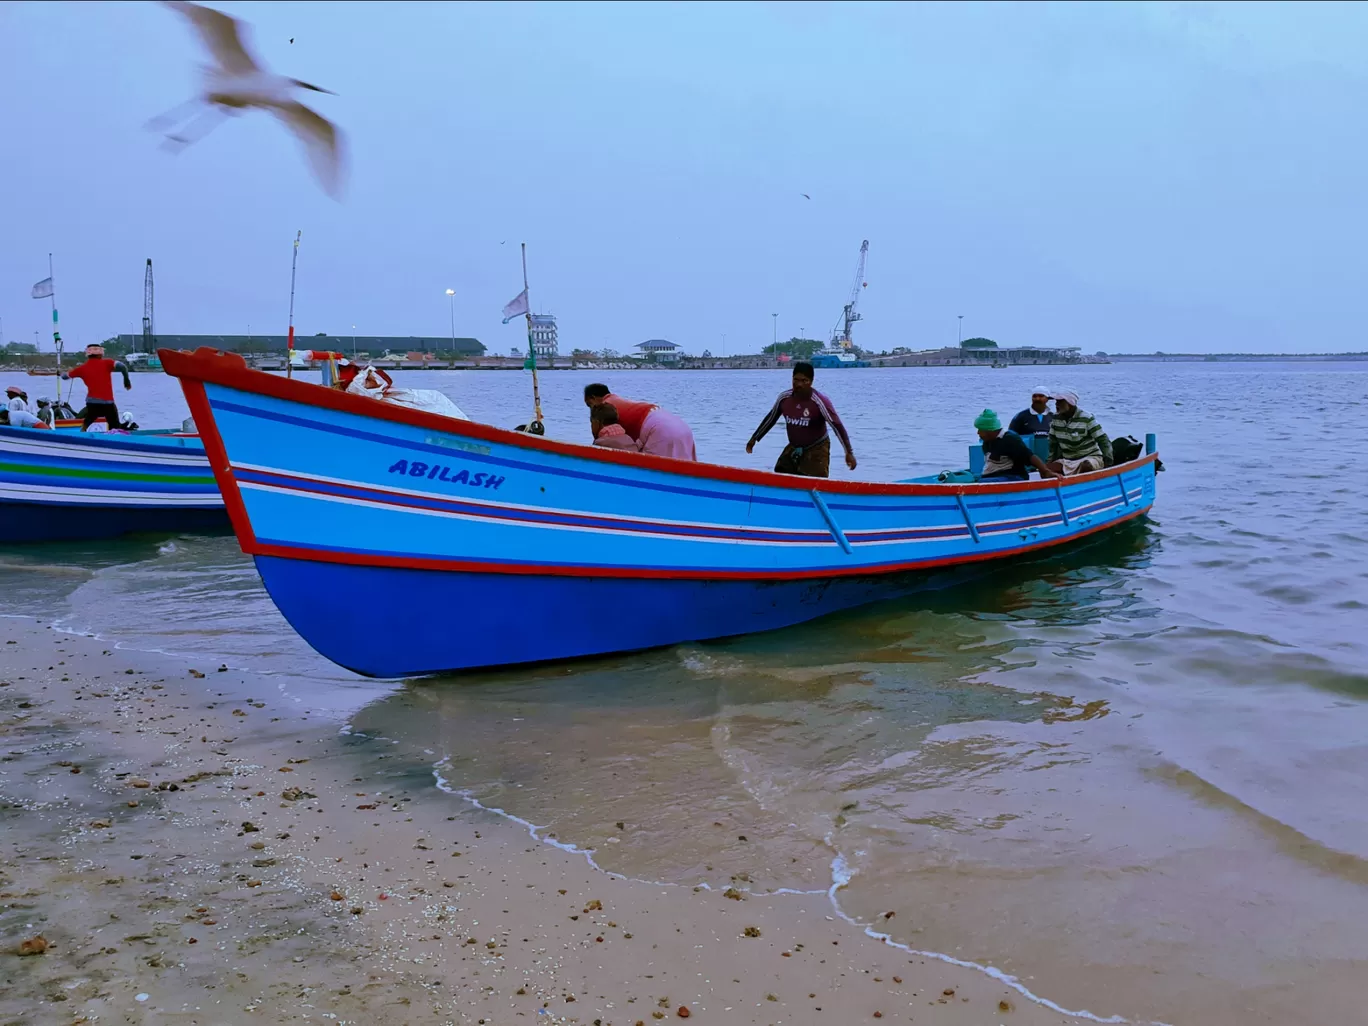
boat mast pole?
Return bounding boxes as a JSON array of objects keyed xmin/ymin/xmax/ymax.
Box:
[
  {"xmin": 48, "ymin": 253, "xmax": 63, "ymax": 398},
  {"xmin": 521, "ymin": 243, "xmax": 544, "ymax": 431},
  {"xmin": 286, "ymin": 231, "xmax": 301, "ymax": 379}
]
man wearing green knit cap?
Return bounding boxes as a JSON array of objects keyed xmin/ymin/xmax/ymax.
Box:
[{"xmin": 975, "ymin": 409, "xmax": 1057, "ymax": 481}]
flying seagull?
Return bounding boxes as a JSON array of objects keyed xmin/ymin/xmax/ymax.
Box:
[
  {"xmin": 801, "ymin": 193, "xmax": 811, "ymax": 199},
  {"xmin": 149, "ymin": 1, "xmax": 345, "ymax": 197}
]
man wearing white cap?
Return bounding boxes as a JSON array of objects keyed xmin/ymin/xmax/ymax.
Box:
[
  {"xmin": 1046, "ymin": 390, "xmax": 1111, "ymax": 476},
  {"xmin": 1008, "ymin": 385, "xmax": 1054, "ymax": 437}
]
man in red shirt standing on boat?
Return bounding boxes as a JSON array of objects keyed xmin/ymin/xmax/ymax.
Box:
[
  {"xmin": 746, "ymin": 361, "xmax": 856, "ymax": 478},
  {"xmin": 61, "ymin": 343, "xmax": 132, "ymax": 432},
  {"xmin": 583, "ymin": 384, "xmax": 697, "ymax": 461}
]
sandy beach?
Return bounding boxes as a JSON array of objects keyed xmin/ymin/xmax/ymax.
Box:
[{"xmin": 1, "ymin": 616, "xmax": 1086, "ymax": 1026}]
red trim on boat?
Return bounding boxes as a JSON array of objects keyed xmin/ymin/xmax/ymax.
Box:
[
  {"xmin": 181, "ymin": 378, "xmax": 256, "ymax": 547},
  {"xmin": 159, "ymin": 348, "xmax": 1159, "ymax": 498},
  {"xmin": 244, "ymin": 504, "xmax": 1152, "ymax": 581}
]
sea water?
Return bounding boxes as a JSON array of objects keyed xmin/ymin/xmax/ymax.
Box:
[{"xmin": 3, "ymin": 362, "xmax": 1366, "ymax": 1024}]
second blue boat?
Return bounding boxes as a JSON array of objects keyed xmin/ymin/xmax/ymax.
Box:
[{"xmin": 0, "ymin": 426, "xmax": 226, "ymax": 543}]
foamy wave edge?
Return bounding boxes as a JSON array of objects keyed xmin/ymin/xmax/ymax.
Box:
[
  {"xmin": 431, "ymin": 760, "xmax": 1161, "ymax": 1025},
  {"xmin": 825, "ymin": 854, "xmax": 1169, "ymax": 1025},
  {"xmin": 430, "ymin": 762, "xmax": 824, "ymax": 894}
]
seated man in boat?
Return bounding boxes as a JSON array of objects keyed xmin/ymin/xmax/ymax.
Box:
[
  {"xmin": 590, "ymin": 402, "xmax": 638, "ymax": 451},
  {"xmin": 6, "ymin": 385, "xmax": 33, "ymax": 415},
  {"xmin": 60, "ymin": 343, "xmax": 131, "ymax": 432},
  {"xmin": 582, "ymin": 384, "xmax": 697, "ymax": 460},
  {"xmin": 745, "ymin": 361, "xmax": 857, "ymax": 478},
  {"xmin": 1046, "ymin": 390, "xmax": 1111, "ymax": 476},
  {"xmin": 0, "ymin": 408, "xmax": 51, "ymax": 429},
  {"xmin": 975, "ymin": 409, "xmax": 1055, "ymax": 481},
  {"xmin": 1008, "ymin": 386, "xmax": 1054, "ymax": 437}
]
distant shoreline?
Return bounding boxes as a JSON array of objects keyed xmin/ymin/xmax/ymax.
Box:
[
  {"xmin": 2, "ymin": 352, "xmax": 1364, "ymax": 375},
  {"xmin": 1101, "ymin": 352, "xmax": 1368, "ymax": 362}
]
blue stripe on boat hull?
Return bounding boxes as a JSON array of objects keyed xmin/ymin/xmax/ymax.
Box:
[
  {"xmin": 256, "ymin": 509, "xmax": 1149, "ymax": 677},
  {"xmin": 0, "ymin": 500, "xmax": 231, "ymax": 543}
]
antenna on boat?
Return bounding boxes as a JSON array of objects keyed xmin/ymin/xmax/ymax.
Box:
[
  {"xmin": 520, "ymin": 243, "xmax": 545, "ymax": 433},
  {"xmin": 286, "ymin": 230, "xmax": 301, "ymax": 379}
]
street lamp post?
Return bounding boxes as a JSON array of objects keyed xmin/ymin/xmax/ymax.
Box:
[
  {"xmin": 958, "ymin": 314, "xmax": 963, "ymax": 345},
  {"xmin": 445, "ymin": 289, "xmax": 456, "ymax": 363},
  {"xmin": 351, "ymin": 324, "xmax": 357, "ymax": 360},
  {"xmin": 771, "ymin": 313, "xmax": 778, "ymax": 347}
]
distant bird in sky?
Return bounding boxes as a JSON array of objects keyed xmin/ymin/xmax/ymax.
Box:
[
  {"xmin": 801, "ymin": 193, "xmax": 811, "ymax": 200},
  {"xmin": 289, "ymin": 37, "xmax": 294, "ymax": 44},
  {"xmin": 148, "ymin": 1, "xmax": 344, "ymax": 198}
]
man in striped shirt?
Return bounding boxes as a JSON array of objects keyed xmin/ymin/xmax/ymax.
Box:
[
  {"xmin": 745, "ymin": 362, "xmax": 856, "ymax": 477},
  {"xmin": 1046, "ymin": 390, "xmax": 1112, "ymax": 476}
]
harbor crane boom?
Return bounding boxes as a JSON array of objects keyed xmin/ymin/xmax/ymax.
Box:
[{"xmin": 832, "ymin": 239, "xmax": 869, "ymax": 348}]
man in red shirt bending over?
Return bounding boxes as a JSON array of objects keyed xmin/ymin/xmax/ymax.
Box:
[
  {"xmin": 582, "ymin": 384, "xmax": 697, "ymax": 461},
  {"xmin": 62, "ymin": 343, "xmax": 132, "ymax": 432},
  {"xmin": 746, "ymin": 361, "xmax": 857, "ymax": 478}
]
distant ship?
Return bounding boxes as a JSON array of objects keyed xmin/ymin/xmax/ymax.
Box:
[{"xmin": 810, "ymin": 344, "xmax": 869, "ymax": 369}]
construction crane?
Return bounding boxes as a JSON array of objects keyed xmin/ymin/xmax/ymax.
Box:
[
  {"xmin": 831, "ymin": 240, "xmax": 869, "ymax": 349},
  {"xmin": 141, "ymin": 259, "xmax": 154, "ymax": 355}
]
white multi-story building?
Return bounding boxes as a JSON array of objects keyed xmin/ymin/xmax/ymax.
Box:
[
  {"xmin": 530, "ymin": 314, "xmax": 558, "ymax": 359},
  {"xmin": 635, "ymin": 339, "xmax": 682, "ymax": 364}
]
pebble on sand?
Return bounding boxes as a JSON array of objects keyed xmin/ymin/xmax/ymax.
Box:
[{"xmin": 16, "ymin": 935, "xmax": 49, "ymax": 956}]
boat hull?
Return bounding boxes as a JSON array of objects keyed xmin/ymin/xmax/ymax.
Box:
[
  {"xmin": 254, "ymin": 510, "xmax": 1144, "ymax": 676},
  {"xmin": 160, "ymin": 347, "xmax": 1158, "ymax": 677},
  {"xmin": 0, "ymin": 427, "xmax": 227, "ymax": 543},
  {"xmin": 3, "ymin": 500, "xmax": 228, "ymax": 543}
]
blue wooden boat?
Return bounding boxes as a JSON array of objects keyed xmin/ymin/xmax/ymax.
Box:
[
  {"xmin": 161, "ymin": 347, "xmax": 1159, "ymax": 678},
  {"xmin": 0, "ymin": 426, "xmax": 226, "ymax": 543}
]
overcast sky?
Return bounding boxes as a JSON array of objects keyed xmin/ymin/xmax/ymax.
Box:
[{"xmin": 2, "ymin": 1, "xmax": 1365, "ymax": 355}]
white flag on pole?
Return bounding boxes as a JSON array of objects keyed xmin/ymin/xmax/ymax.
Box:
[
  {"xmin": 501, "ymin": 289, "xmax": 529, "ymax": 324},
  {"xmin": 31, "ymin": 277, "xmax": 54, "ymax": 299}
]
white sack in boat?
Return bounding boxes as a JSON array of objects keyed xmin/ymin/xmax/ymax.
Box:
[
  {"xmin": 345, "ymin": 366, "xmax": 469, "ymax": 421},
  {"xmin": 378, "ymin": 387, "xmax": 469, "ymax": 421}
]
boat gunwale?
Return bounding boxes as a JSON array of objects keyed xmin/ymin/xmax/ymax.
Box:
[
  {"xmin": 0, "ymin": 424, "xmax": 205, "ymax": 455},
  {"xmin": 158, "ymin": 347, "xmax": 1158, "ymax": 497}
]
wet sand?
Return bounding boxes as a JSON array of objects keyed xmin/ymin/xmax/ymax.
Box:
[{"xmin": 1, "ymin": 617, "xmax": 1084, "ymax": 1026}]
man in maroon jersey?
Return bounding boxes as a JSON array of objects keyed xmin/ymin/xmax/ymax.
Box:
[
  {"xmin": 62, "ymin": 343, "xmax": 132, "ymax": 432},
  {"xmin": 745, "ymin": 361, "xmax": 857, "ymax": 477}
]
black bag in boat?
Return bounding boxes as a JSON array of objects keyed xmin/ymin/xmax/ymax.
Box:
[{"xmin": 1111, "ymin": 434, "xmax": 1143, "ymax": 464}]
